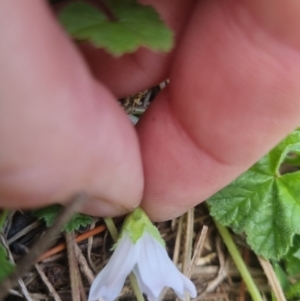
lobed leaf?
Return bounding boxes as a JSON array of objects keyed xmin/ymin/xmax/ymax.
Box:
[
  {"xmin": 33, "ymin": 205, "xmax": 93, "ymax": 232},
  {"xmin": 283, "ymin": 235, "xmax": 300, "ymax": 277},
  {"xmin": 208, "ymin": 129, "xmax": 300, "ymax": 259},
  {"xmin": 59, "ymin": 0, "xmax": 173, "ymax": 56}
]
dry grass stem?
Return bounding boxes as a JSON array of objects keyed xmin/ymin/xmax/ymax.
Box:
[
  {"xmin": 173, "ymin": 216, "xmax": 184, "ymax": 264},
  {"xmin": 65, "ymin": 231, "xmax": 86, "ymax": 301},
  {"xmin": 196, "ymin": 253, "xmax": 217, "ymax": 266},
  {"xmin": 16, "ymin": 280, "xmax": 33, "ymax": 301},
  {"xmin": 34, "ymin": 263, "xmax": 62, "ymax": 301},
  {"xmin": 30, "ymin": 292, "xmax": 50, "ymax": 300},
  {"xmin": 258, "ymin": 256, "xmax": 287, "ymax": 301},
  {"xmin": 182, "ymin": 208, "xmax": 194, "ymax": 274},
  {"xmin": 179, "ymin": 209, "xmax": 194, "ymax": 301},
  {"xmin": 186, "ymin": 225, "xmax": 208, "ymax": 278},
  {"xmin": 204, "ymin": 237, "xmax": 228, "ymax": 293},
  {"xmin": 87, "ymin": 221, "xmax": 98, "ymax": 273},
  {"xmin": 8, "ymin": 220, "xmax": 42, "ymax": 245},
  {"xmin": 216, "ymin": 236, "xmax": 226, "ymax": 268},
  {"xmin": 8, "ymin": 289, "xmax": 23, "ymax": 298},
  {"xmin": 74, "ymin": 242, "xmax": 95, "ymax": 285},
  {"xmin": 204, "ymin": 262, "xmax": 228, "ymax": 294}
]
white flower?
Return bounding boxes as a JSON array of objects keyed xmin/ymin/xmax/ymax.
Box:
[{"xmin": 88, "ymin": 231, "xmax": 197, "ymax": 301}]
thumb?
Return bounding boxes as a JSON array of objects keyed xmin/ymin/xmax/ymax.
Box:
[
  {"xmin": 239, "ymin": 0, "xmax": 300, "ymax": 48},
  {"xmin": 0, "ymin": 0, "xmax": 143, "ymax": 216},
  {"xmin": 137, "ymin": 0, "xmax": 300, "ymax": 221}
]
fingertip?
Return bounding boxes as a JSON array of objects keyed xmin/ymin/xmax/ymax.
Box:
[{"xmin": 81, "ymin": 197, "xmax": 138, "ymax": 218}]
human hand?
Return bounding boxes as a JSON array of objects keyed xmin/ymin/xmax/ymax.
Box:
[{"xmin": 1, "ymin": 0, "xmax": 300, "ymax": 221}]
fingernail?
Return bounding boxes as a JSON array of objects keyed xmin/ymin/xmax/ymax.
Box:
[{"xmin": 84, "ymin": 198, "xmax": 128, "ymax": 217}]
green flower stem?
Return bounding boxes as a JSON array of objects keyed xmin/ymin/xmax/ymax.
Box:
[
  {"xmin": 103, "ymin": 217, "xmax": 118, "ymax": 242},
  {"xmin": 103, "ymin": 217, "xmax": 145, "ymax": 301},
  {"xmin": 213, "ymin": 219, "xmax": 263, "ymax": 301},
  {"xmin": 0, "ymin": 209, "xmax": 8, "ymax": 231},
  {"xmin": 129, "ymin": 273, "xmax": 145, "ymax": 301}
]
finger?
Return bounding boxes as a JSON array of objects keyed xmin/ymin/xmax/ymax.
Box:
[
  {"xmin": 0, "ymin": 0, "xmax": 143, "ymax": 216},
  {"xmin": 137, "ymin": 0, "xmax": 300, "ymax": 221},
  {"xmin": 239, "ymin": 0, "xmax": 300, "ymax": 48}
]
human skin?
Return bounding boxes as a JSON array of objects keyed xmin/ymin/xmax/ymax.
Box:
[{"xmin": 0, "ymin": 0, "xmax": 300, "ymax": 221}]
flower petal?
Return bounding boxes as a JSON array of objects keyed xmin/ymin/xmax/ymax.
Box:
[
  {"xmin": 133, "ymin": 266, "xmax": 158, "ymax": 301},
  {"xmin": 88, "ymin": 233, "xmax": 140, "ymax": 301},
  {"xmin": 135, "ymin": 233, "xmax": 196, "ymax": 300}
]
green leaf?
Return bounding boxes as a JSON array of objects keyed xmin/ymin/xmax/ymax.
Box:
[
  {"xmin": 0, "ymin": 246, "xmax": 14, "ymax": 282},
  {"xmin": 272, "ymin": 261, "xmax": 290, "ymax": 292},
  {"xmin": 59, "ymin": 0, "xmax": 173, "ymax": 56},
  {"xmin": 286, "ymin": 281, "xmax": 300, "ymax": 299},
  {"xmin": 63, "ymin": 212, "xmax": 93, "ymax": 232},
  {"xmin": 283, "ymin": 235, "xmax": 300, "ymax": 277},
  {"xmin": 33, "ymin": 205, "xmax": 93, "ymax": 232},
  {"xmin": 208, "ymin": 129, "xmax": 300, "ymax": 259}
]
